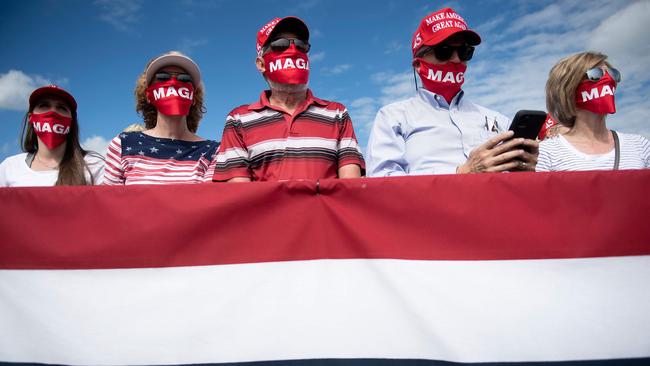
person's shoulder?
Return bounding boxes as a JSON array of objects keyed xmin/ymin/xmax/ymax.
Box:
[
  {"xmin": 226, "ymin": 103, "xmax": 256, "ymax": 118},
  {"xmin": 617, "ymin": 131, "xmax": 649, "ymax": 145},
  {"xmin": 1, "ymin": 153, "xmax": 28, "ymax": 167},
  {"xmin": 83, "ymin": 151, "xmax": 106, "ymax": 166},
  {"xmin": 539, "ymin": 135, "xmax": 563, "ymax": 149},
  {"xmin": 467, "ymin": 100, "xmax": 510, "ymax": 120},
  {"xmin": 379, "ymin": 96, "xmax": 419, "ymax": 113},
  {"xmin": 369, "ymin": 97, "xmax": 419, "ymax": 127},
  {"xmin": 110, "ymin": 131, "xmax": 137, "ymax": 143}
]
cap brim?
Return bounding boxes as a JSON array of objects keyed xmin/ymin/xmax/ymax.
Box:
[
  {"xmin": 145, "ymin": 54, "xmax": 201, "ymax": 86},
  {"xmin": 266, "ymin": 17, "xmax": 310, "ymax": 45},
  {"xmin": 422, "ymin": 29, "xmax": 482, "ymax": 48},
  {"xmin": 29, "ymin": 86, "xmax": 77, "ymax": 112}
]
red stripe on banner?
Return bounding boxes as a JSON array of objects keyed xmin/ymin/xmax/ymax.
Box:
[{"xmin": 0, "ymin": 170, "xmax": 649, "ymax": 269}]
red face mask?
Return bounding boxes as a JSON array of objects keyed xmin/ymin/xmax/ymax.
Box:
[
  {"xmin": 29, "ymin": 111, "xmax": 72, "ymax": 149},
  {"xmin": 575, "ymin": 72, "xmax": 617, "ymax": 115},
  {"xmin": 262, "ymin": 45, "xmax": 310, "ymax": 85},
  {"xmin": 146, "ymin": 79, "xmax": 194, "ymax": 116},
  {"xmin": 416, "ymin": 58, "xmax": 466, "ymax": 103},
  {"xmin": 537, "ymin": 114, "xmax": 558, "ymax": 140}
]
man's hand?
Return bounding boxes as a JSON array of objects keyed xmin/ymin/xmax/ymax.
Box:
[{"xmin": 457, "ymin": 131, "xmax": 539, "ymax": 174}]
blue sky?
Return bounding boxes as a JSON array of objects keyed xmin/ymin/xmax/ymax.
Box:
[{"xmin": 1, "ymin": 0, "xmax": 649, "ymax": 161}]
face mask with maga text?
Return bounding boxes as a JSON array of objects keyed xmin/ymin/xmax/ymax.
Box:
[
  {"xmin": 146, "ymin": 79, "xmax": 194, "ymax": 116},
  {"xmin": 416, "ymin": 58, "xmax": 466, "ymax": 104},
  {"xmin": 575, "ymin": 72, "xmax": 617, "ymax": 115},
  {"xmin": 262, "ymin": 44, "xmax": 310, "ymax": 85},
  {"xmin": 29, "ymin": 111, "xmax": 72, "ymax": 149}
]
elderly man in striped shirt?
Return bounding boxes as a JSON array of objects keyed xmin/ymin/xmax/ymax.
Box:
[{"xmin": 213, "ymin": 17, "xmax": 365, "ymax": 182}]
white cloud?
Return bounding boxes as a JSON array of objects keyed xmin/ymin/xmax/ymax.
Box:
[
  {"xmin": 95, "ymin": 0, "xmax": 143, "ymax": 32},
  {"xmin": 310, "ymin": 51, "xmax": 326, "ymax": 62},
  {"xmin": 465, "ymin": 0, "xmax": 650, "ymax": 139},
  {"xmin": 384, "ymin": 41, "xmax": 404, "ymax": 55},
  {"xmin": 311, "ymin": 29, "xmax": 324, "ymax": 39},
  {"xmin": 347, "ymin": 71, "xmax": 416, "ymax": 134},
  {"xmin": 372, "ymin": 71, "xmax": 415, "ymax": 105},
  {"xmin": 294, "ymin": 0, "xmax": 320, "ymax": 10},
  {"xmin": 322, "ymin": 64, "xmax": 352, "ymax": 75},
  {"xmin": 178, "ymin": 38, "xmax": 209, "ymax": 56},
  {"xmin": 82, "ymin": 135, "xmax": 111, "ymax": 156},
  {"xmin": 348, "ymin": 97, "xmax": 379, "ymax": 133},
  {"xmin": 0, "ymin": 70, "xmax": 52, "ymax": 111},
  {"xmin": 588, "ymin": 1, "xmax": 650, "ymax": 81},
  {"xmin": 1, "ymin": 141, "xmax": 13, "ymax": 155}
]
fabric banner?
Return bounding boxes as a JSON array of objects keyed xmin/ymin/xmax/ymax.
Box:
[{"xmin": 1, "ymin": 171, "xmax": 649, "ymax": 365}]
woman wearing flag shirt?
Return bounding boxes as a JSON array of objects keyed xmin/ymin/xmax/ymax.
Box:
[
  {"xmin": 0, "ymin": 85, "xmax": 104, "ymax": 186},
  {"xmin": 103, "ymin": 51, "xmax": 219, "ymax": 185},
  {"xmin": 537, "ymin": 51, "xmax": 650, "ymax": 171}
]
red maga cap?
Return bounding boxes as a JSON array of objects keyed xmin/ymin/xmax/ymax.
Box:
[
  {"xmin": 256, "ymin": 16, "xmax": 309, "ymax": 56},
  {"xmin": 29, "ymin": 85, "xmax": 77, "ymax": 112},
  {"xmin": 411, "ymin": 7, "xmax": 481, "ymax": 57}
]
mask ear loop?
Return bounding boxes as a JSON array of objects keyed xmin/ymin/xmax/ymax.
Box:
[{"xmin": 413, "ymin": 67, "xmax": 419, "ymax": 92}]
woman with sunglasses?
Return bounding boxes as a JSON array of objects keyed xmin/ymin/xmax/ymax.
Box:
[
  {"xmin": 0, "ymin": 85, "xmax": 104, "ymax": 187},
  {"xmin": 537, "ymin": 51, "xmax": 649, "ymax": 171},
  {"xmin": 367, "ymin": 7, "xmax": 538, "ymax": 176},
  {"xmin": 103, "ymin": 51, "xmax": 219, "ymax": 185}
]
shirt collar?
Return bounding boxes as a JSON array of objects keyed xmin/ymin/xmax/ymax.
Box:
[
  {"xmin": 248, "ymin": 89, "xmax": 327, "ymax": 111},
  {"xmin": 417, "ymin": 88, "xmax": 464, "ymax": 110}
]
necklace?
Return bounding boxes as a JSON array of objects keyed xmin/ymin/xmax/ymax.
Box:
[{"xmin": 34, "ymin": 154, "xmax": 60, "ymax": 170}]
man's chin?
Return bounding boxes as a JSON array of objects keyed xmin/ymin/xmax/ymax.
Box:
[{"xmin": 268, "ymin": 81, "xmax": 308, "ymax": 93}]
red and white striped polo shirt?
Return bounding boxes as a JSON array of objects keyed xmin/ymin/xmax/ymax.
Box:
[{"xmin": 213, "ymin": 90, "xmax": 365, "ymax": 182}]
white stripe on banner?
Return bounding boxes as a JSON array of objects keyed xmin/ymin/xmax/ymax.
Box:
[{"xmin": 1, "ymin": 257, "xmax": 649, "ymax": 365}]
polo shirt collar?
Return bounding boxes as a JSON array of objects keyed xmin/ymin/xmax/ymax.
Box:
[{"xmin": 248, "ymin": 89, "xmax": 327, "ymax": 111}]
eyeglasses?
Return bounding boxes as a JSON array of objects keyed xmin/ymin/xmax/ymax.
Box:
[
  {"xmin": 419, "ymin": 44, "xmax": 475, "ymax": 62},
  {"xmin": 585, "ymin": 66, "xmax": 621, "ymax": 83},
  {"xmin": 154, "ymin": 72, "xmax": 194, "ymax": 84},
  {"xmin": 266, "ymin": 38, "xmax": 311, "ymax": 53}
]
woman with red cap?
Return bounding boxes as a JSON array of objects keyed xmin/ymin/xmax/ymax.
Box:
[
  {"xmin": 103, "ymin": 51, "xmax": 219, "ymax": 185},
  {"xmin": 0, "ymin": 85, "xmax": 104, "ymax": 186},
  {"xmin": 537, "ymin": 51, "xmax": 650, "ymax": 171}
]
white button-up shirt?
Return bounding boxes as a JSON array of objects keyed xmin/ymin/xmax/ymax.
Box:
[{"xmin": 366, "ymin": 88, "xmax": 511, "ymax": 176}]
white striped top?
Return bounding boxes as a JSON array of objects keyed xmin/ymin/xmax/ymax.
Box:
[{"xmin": 537, "ymin": 132, "xmax": 650, "ymax": 172}]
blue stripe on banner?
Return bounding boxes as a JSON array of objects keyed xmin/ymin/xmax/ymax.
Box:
[{"xmin": 2, "ymin": 358, "xmax": 650, "ymax": 366}]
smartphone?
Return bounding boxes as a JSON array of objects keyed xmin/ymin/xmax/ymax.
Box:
[{"xmin": 509, "ymin": 110, "xmax": 547, "ymax": 140}]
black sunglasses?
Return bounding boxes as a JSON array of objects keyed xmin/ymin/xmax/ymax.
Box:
[
  {"xmin": 419, "ymin": 44, "xmax": 475, "ymax": 62},
  {"xmin": 266, "ymin": 38, "xmax": 311, "ymax": 53},
  {"xmin": 586, "ymin": 66, "xmax": 621, "ymax": 83},
  {"xmin": 154, "ymin": 72, "xmax": 194, "ymax": 84}
]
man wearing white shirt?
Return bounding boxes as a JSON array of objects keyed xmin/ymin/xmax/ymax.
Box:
[{"xmin": 366, "ymin": 7, "xmax": 539, "ymax": 176}]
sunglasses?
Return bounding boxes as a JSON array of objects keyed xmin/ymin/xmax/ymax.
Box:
[
  {"xmin": 585, "ymin": 66, "xmax": 621, "ymax": 83},
  {"xmin": 154, "ymin": 72, "xmax": 194, "ymax": 84},
  {"xmin": 420, "ymin": 44, "xmax": 475, "ymax": 62},
  {"xmin": 266, "ymin": 38, "xmax": 311, "ymax": 53}
]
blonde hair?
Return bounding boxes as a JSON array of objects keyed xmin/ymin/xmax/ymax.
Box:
[
  {"xmin": 123, "ymin": 123, "xmax": 146, "ymax": 132},
  {"xmin": 135, "ymin": 51, "xmax": 206, "ymax": 133},
  {"xmin": 545, "ymin": 51, "xmax": 609, "ymax": 128}
]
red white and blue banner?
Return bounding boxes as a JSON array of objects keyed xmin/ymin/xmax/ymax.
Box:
[{"xmin": 1, "ymin": 171, "xmax": 649, "ymax": 365}]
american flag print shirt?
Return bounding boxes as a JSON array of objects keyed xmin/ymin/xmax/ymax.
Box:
[{"xmin": 103, "ymin": 132, "xmax": 219, "ymax": 185}]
